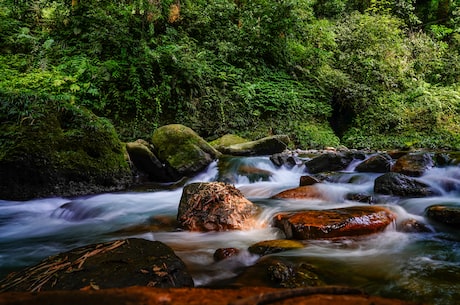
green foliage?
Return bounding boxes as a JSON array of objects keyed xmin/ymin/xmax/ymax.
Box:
[
  {"xmin": 342, "ymin": 83, "xmax": 460, "ymax": 149},
  {"xmin": 1, "ymin": 0, "xmax": 459, "ymax": 151}
]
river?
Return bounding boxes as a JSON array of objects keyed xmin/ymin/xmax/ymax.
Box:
[{"xmin": 0, "ymin": 155, "xmax": 459, "ymax": 304}]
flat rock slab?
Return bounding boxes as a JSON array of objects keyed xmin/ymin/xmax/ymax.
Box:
[
  {"xmin": 274, "ymin": 206, "xmax": 396, "ymax": 239},
  {"xmin": 272, "ymin": 185, "xmax": 327, "ymax": 200},
  {"xmin": 0, "ymin": 286, "xmax": 421, "ymax": 305}
]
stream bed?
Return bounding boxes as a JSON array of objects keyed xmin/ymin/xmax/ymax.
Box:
[{"xmin": 0, "ymin": 156, "xmax": 459, "ymax": 304}]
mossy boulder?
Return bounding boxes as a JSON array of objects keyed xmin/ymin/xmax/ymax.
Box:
[
  {"xmin": 216, "ymin": 135, "xmax": 290, "ymax": 156},
  {"xmin": 210, "ymin": 134, "xmax": 248, "ymax": 150},
  {"xmin": 125, "ymin": 139, "xmax": 179, "ymax": 182},
  {"xmin": 0, "ymin": 93, "xmax": 131, "ymax": 200},
  {"xmin": 151, "ymin": 124, "xmax": 220, "ymax": 177}
]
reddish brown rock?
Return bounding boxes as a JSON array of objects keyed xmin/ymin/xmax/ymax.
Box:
[
  {"xmin": 272, "ymin": 185, "xmax": 326, "ymax": 200},
  {"xmin": 177, "ymin": 182, "xmax": 259, "ymax": 232},
  {"xmin": 273, "ymin": 206, "xmax": 396, "ymax": 239},
  {"xmin": 0, "ymin": 286, "xmax": 420, "ymax": 305}
]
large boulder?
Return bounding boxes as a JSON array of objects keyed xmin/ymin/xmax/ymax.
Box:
[
  {"xmin": 126, "ymin": 139, "xmax": 179, "ymax": 182},
  {"xmin": 374, "ymin": 172, "xmax": 439, "ymax": 197},
  {"xmin": 273, "ymin": 206, "xmax": 396, "ymax": 239},
  {"xmin": 0, "ymin": 238, "xmax": 193, "ymax": 292},
  {"xmin": 355, "ymin": 153, "xmax": 393, "ymax": 173},
  {"xmin": 177, "ymin": 182, "xmax": 259, "ymax": 231},
  {"xmin": 391, "ymin": 153, "xmax": 434, "ymax": 177},
  {"xmin": 151, "ymin": 124, "xmax": 220, "ymax": 177},
  {"xmin": 216, "ymin": 135, "xmax": 290, "ymax": 156},
  {"xmin": 0, "ymin": 95, "xmax": 131, "ymax": 201},
  {"xmin": 425, "ymin": 205, "xmax": 460, "ymax": 228}
]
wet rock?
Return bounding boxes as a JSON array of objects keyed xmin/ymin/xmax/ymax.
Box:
[
  {"xmin": 267, "ymin": 259, "xmax": 324, "ymax": 288},
  {"xmin": 237, "ymin": 165, "xmax": 273, "ymax": 182},
  {"xmin": 305, "ymin": 152, "xmax": 357, "ymax": 174},
  {"xmin": 213, "ymin": 248, "xmax": 240, "ymax": 261},
  {"xmin": 299, "ymin": 175, "xmax": 321, "ymax": 186},
  {"xmin": 177, "ymin": 182, "xmax": 259, "ymax": 232},
  {"xmin": 217, "ymin": 135, "xmax": 290, "ymax": 156},
  {"xmin": 270, "ymin": 152, "xmax": 302, "ymax": 168},
  {"xmin": 126, "ymin": 139, "xmax": 179, "ymax": 182},
  {"xmin": 271, "ymin": 185, "xmax": 327, "ymax": 200},
  {"xmin": 425, "ymin": 205, "xmax": 460, "ymax": 228},
  {"xmin": 0, "ymin": 286, "xmax": 419, "ymax": 305},
  {"xmin": 374, "ymin": 172, "xmax": 439, "ymax": 197},
  {"xmin": 114, "ymin": 215, "xmax": 178, "ymax": 235},
  {"xmin": 273, "ymin": 206, "xmax": 396, "ymax": 239},
  {"xmin": 151, "ymin": 124, "xmax": 220, "ymax": 177},
  {"xmin": 345, "ymin": 193, "xmax": 373, "ymax": 204},
  {"xmin": 248, "ymin": 240, "xmax": 304, "ymax": 256},
  {"xmin": 355, "ymin": 153, "xmax": 393, "ymax": 173},
  {"xmin": 391, "ymin": 152, "xmax": 434, "ymax": 177},
  {"xmin": 234, "ymin": 256, "xmax": 324, "ymax": 288},
  {"xmin": 397, "ymin": 218, "xmax": 433, "ymax": 233},
  {"xmin": 0, "ymin": 238, "xmax": 193, "ymax": 292}
]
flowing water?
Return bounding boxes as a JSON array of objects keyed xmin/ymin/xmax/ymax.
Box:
[{"xmin": 0, "ymin": 156, "xmax": 459, "ymax": 304}]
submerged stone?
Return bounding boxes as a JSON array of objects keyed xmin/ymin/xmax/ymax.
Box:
[
  {"xmin": 248, "ymin": 239, "xmax": 304, "ymax": 256},
  {"xmin": 271, "ymin": 185, "xmax": 327, "ymax": 200},
  {"xmin": 273, "ymin": 206, "xmax": 396, "ymax": 239},
  {"xmin": 177, "ymin": 182, "xmax": 259, "ymax": 232},
  {"xmin": 213, "ymin": 248, "xmax": 240, "ymax": 261},
  {"xmin": 0, "ymin": 238, "xmax": 193, "ymax": 292}
]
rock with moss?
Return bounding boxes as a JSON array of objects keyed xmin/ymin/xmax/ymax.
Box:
[
  {"xmin": 0, "ymin": 238, "xmax": 194, "ymax": 291},
  {"xmin": 235, "ymin": 256, "xmax": 324, "ymax": 288},
  {"xmin": 126, "ymin": 139, "xmax": 179, "ymax": 182},
  {"xmin": 210, "ymin": 134, "xmax": 248, "ymax": 150},
  {"xmin": 151, "ymin": 124, "xmax": 220, "ymax": 177},
  {"xmin": 217, "ymin": 135, "xmax": 290, "ymax": 156},
  {"xmin": 248, "ymin": 239, "xmax": 304, "ymax": 256},
  {"xmin": 0, "ymin": 93, "xmax": 131, "ymax": 201}
]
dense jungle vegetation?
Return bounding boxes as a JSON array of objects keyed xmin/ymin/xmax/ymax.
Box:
[{"xmin": 1, "ymin": 0, "xmax": 459, "ymax": 150}]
